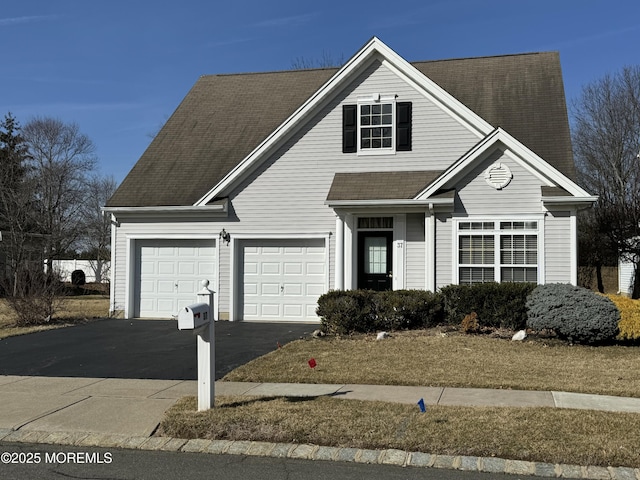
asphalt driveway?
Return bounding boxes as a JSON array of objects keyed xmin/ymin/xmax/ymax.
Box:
[{"xmin": 0, "ymin": 319, "xmax": 314, "ymax": 380}]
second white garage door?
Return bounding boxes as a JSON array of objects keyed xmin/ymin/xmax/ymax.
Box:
[
  {"xmin": 135, "ymin": 239, "xmax": 216, "ymax": 318},
  {"xmin": 240, "ymin": 238, "xmax": 327, "ymax": 321}
]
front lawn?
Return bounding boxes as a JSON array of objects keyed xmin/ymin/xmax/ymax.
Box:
[
  {"xmin": 223, "ymin": 329, "xmax": 640, "ymax": 398},
  {"xmin": 160, "ymin": 329, "xmax": 640, "ymax": 468}
]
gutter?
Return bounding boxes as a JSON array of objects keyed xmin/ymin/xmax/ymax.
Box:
[{"xmin": 102, "ymin": 200, "xmax": 229, "ymax": 220}]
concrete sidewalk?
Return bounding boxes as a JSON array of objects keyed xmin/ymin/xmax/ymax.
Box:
[
  {"xmin": 2, "ymin": 375, "xmax": 640, "ymax": 438},
  {"xmin": 2, "ymin": 375, "xmax": 640, "ymax": 479}
]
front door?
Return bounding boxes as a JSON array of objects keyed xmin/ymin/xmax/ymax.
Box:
[{"xmin": 357, "ymin": 231, "xmax": 393, "ymax": 291}]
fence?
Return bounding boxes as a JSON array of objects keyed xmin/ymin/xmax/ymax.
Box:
[{"xmin": 47, "ymin": 259, "xmax": 110, "ymax": 283}]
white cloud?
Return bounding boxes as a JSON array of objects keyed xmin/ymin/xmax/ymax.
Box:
[
  {"xmin": 0, "ymin": 15, "xmax": 62, "ymax": 27},
  {"xmin": 253, "ymin": 13, "xmax": 316, "ymax": 29}
]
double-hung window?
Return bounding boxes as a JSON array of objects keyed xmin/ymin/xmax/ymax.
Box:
[
  {"xmin": 457, "ymin": 220, "xmax": 539, "ymax": 285},
  {"xmin": 342, "ymin": 100, "xmax": 411, "ymax": 154},
  {"xmin": 360, "ymin": 103, "xmax": 394, "ymax": 150}
]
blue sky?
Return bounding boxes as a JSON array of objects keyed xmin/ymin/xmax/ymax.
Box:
[{"xmin": 2, "ymin": 0, "xmax": 639, "ymax": 184}]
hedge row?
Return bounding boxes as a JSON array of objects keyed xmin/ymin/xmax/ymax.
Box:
[
  {"xmin": 316, "ymin": 283, "xmax": 533, "ymax": 335},
  {"xmin": 316, "ymin": 289, "xmax": 443, "ymax": 335},
  {"xmin": 317, "ymin": 283, "xmax": 627, "ymax": 344}
]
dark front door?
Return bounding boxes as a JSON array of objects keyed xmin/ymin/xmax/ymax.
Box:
[{"xmin": 357, "ymin": 231, "xmax": 393, "ymax": 291}]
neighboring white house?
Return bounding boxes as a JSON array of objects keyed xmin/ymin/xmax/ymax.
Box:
[
  {"xmin": 48, "ymin": 259, "xmax": 111, "ymax": 283},
  {"xmin": 619, "ymin": 259, "xmax": 636, "ymax": 297},
  {"xmin": 104, "ymin": 37, "xmax": 596, "ymax": 321}
]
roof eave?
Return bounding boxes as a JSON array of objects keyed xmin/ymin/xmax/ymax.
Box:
[
  {"xmin": 325, "ymin": 198, "xmax": 454, "ymax": 208},
  {"xmin": 102, "ymin": 201, "xmax": 228, "ymax": 219}
]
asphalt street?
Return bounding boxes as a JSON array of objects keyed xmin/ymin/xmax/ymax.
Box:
[
  {"xmin": 0, "ymin": 319, "xmax": 313, "ymax": 380},
  {"xmin": 0, "ymin": 443, "xmax": 514, "ymax": 480}
]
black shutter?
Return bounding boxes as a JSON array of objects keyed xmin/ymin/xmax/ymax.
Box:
[
  {"xmin": 342, "ymin": 104, "xmax": 357, "ymax": 153},
  {"xmin": 396, "ymin": 102, "xmax": 412, "ymax": 151}
]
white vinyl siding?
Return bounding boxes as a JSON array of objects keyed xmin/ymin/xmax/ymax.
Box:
[
  {"xmin": 436, "ymin": 213, "xmax": 453, "ymax": 288},
  {"xmin": 619, "ymin": 257, "xmax": 637, "ymax": 297},
  {"xmin": 228, "ymin": 60, "xmax": 481, "ymax": 225},
  {"xmin": 544, "ymin": 210, "xmax": 573, "ymax": 284},
  {"xmin": 227, "ymin": 60, "xmax": 481, "ymax": 295},
  {"xmin": 455, "ymin": 150, "xmax": 542, "ymax": 216},
  {"xmin": 405, "ymin": 213, "xmax": 425, "ymax": 289}
]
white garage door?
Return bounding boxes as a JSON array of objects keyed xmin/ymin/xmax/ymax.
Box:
[
  {"xmin": 241, "ymin": 238, "xmax": 327, "ymax": 321},
  {"xmin": 135, "ymin": 239, "xmax": 216, "ymax": 318}
]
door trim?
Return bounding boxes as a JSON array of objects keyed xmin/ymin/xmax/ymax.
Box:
[{"xmin": 357, "ymin": 231, "xmax": 393, "ymax": 290}]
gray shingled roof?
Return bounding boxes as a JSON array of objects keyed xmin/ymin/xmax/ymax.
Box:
[
  {"xmin": 327, "ymin": 171, "xmax": 443, "ymax": 201},
  {"xmin": 107, "ymin": 52, "xmax": 574, "ymax": 207}
]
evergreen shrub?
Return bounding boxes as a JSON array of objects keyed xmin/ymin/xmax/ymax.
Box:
[
  {"xmin": 606, "ymin": 294, "xmax": 640, "ymax": 341},
  {"xmin": 526, "ymin": 283, "xmax": 620, "ymax": 344},
  {"xmin": 317, "ymin": 289, "xmax": 443, "ymax": 335},
  {"xmin": 439, "ymin": 282, "xmax": 536, "ymax": 330}
]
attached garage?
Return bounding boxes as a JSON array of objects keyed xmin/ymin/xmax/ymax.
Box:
[
  {"xmin": 134, "ymin": 239, "xmax": 216, "ymax": 318},
  {"xmin": 237, "ymin": 238, "xmax": 328, "ymax": 321}
]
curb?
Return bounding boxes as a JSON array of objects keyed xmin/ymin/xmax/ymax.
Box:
[{"xmin": 1, "ymin": 428, "xmax": 639, "ymax": 479}]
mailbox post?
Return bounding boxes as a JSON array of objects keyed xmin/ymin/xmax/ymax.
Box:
[{"xmin": 177, "ymin": 280, "xmax": 215, "ymax": 411}]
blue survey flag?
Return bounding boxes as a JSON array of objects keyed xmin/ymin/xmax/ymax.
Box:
[{"xmin": 417, "ymin": 398, "xmax": 426, "ymax": 413}]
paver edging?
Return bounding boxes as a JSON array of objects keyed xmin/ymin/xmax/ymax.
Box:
[{"xmin": 3, "ymin": 432, "xmax": 640, "ymax": 479}]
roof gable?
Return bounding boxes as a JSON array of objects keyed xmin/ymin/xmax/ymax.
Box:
[
  {"xmin": 415, "ymin": 128, "xmax": 593, "ymax": 201},
  {"xmin": 107, "ymin": 38, "xmax": 577, "ymax": 208}
]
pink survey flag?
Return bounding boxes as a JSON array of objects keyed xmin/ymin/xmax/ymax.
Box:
[{"xmin": 308, "ymin": 358, "xmax": 317, "ymax": 369}]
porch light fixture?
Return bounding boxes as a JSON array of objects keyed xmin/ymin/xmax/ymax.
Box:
[{"xmin": 219, "ymin": 229, "xmax": 231, "ymax": 246}]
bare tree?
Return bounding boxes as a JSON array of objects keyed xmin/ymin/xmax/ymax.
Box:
[
  {"xmin": 572, "ymin": 66, "xmax": 640, "ymax": 297},
  {"xmin": 21, "ymin": 117, "xmax": 97, "ymax": 266},
  {"xmin": 291, "ymin": 50, "xmax": 344, "ymax": 70},
  {"xmin": 80, "ymin": 175, "xmax": 117, "ymax": 283}
]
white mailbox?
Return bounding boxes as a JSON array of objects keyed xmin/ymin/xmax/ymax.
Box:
[{"xmin": 178, "ymin": 303, "xmax": 210, "ymax": 330}]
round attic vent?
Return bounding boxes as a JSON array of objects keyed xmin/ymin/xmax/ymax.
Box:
[{"xmin": 484, "ymin": 162, "xmax": 513, "ymax": 190}]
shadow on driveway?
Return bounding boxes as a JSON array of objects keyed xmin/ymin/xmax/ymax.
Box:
[{"xmin": 0, "ymin": 319, "xmax": 314, "ymax": 380}]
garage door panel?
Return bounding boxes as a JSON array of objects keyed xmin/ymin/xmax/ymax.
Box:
[
  {"xmin": 261, "ymin": 263, "xmax": 280, "ymax": 275},
  {"xmin": 178, "ymin": 262, "xmax": 195, "ymax": 275},
  {"xmin": 306, "ymin": 283, "xmax": 325, "ymax": 296},
  {"xmin": 261, "ymin": 283, "xmax": 280, "ymax": 295},
  {"xmin": 134, "ymin": 239, "xmax": 216, "ymax": 318},
  {"xmin": 261, "ymin": 304, "xmax": 281, "ymax": 316},
  {"xmin": 284, "ymin": 262, "xmax": 303, "ymax": 275},
  {"xmin": 157, "ymin": 280, "xmax": 176, "ymax": 294},
  {"xmin": 176, "ymin": 279, "xmax": 198, "ymax": 294},
  {"xmin": 198, "ymin": 263, "xmax": 215, "ymax": 275},
  {"xmin": 241, "ymin": 238, "xmax": 326, "ymax": 322},
  {"xmin": 306, "ymin": 263, "xmax": 325, "ymax": 275},
  {"xmin": 284, "ymin": 305, "xmax": 303, "ymax": 317}
]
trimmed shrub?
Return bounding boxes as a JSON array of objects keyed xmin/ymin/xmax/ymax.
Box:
[
  {"xmin": 526, "ymin": 283, "xmax": 620, "ymax": 345},
  {"xmin": 71, "ymin": 269, "xmax": 86, "ymax": 286},
  {"xmin": 439, "ymin": 282, "xmax": 536, "ymax": 330},
  {"xmin": 316, "ymin": 289, "xmax": 443, "ymax": 335},
  {"xmin": 606, "ymin": 294, "xmax": 640, "ymax": 341}
]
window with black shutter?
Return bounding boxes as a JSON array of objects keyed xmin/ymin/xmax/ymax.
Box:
[
  {"xmin": 396, "ymin": 102, "xmax": 412, "ymax": 151},
  {"xmin": 342, "ymin": 105, "xmax": 357, "ymax": 153},
  {"xmin": 342, "ymin": 100, "xmax": 412, "ymax": 154}
]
